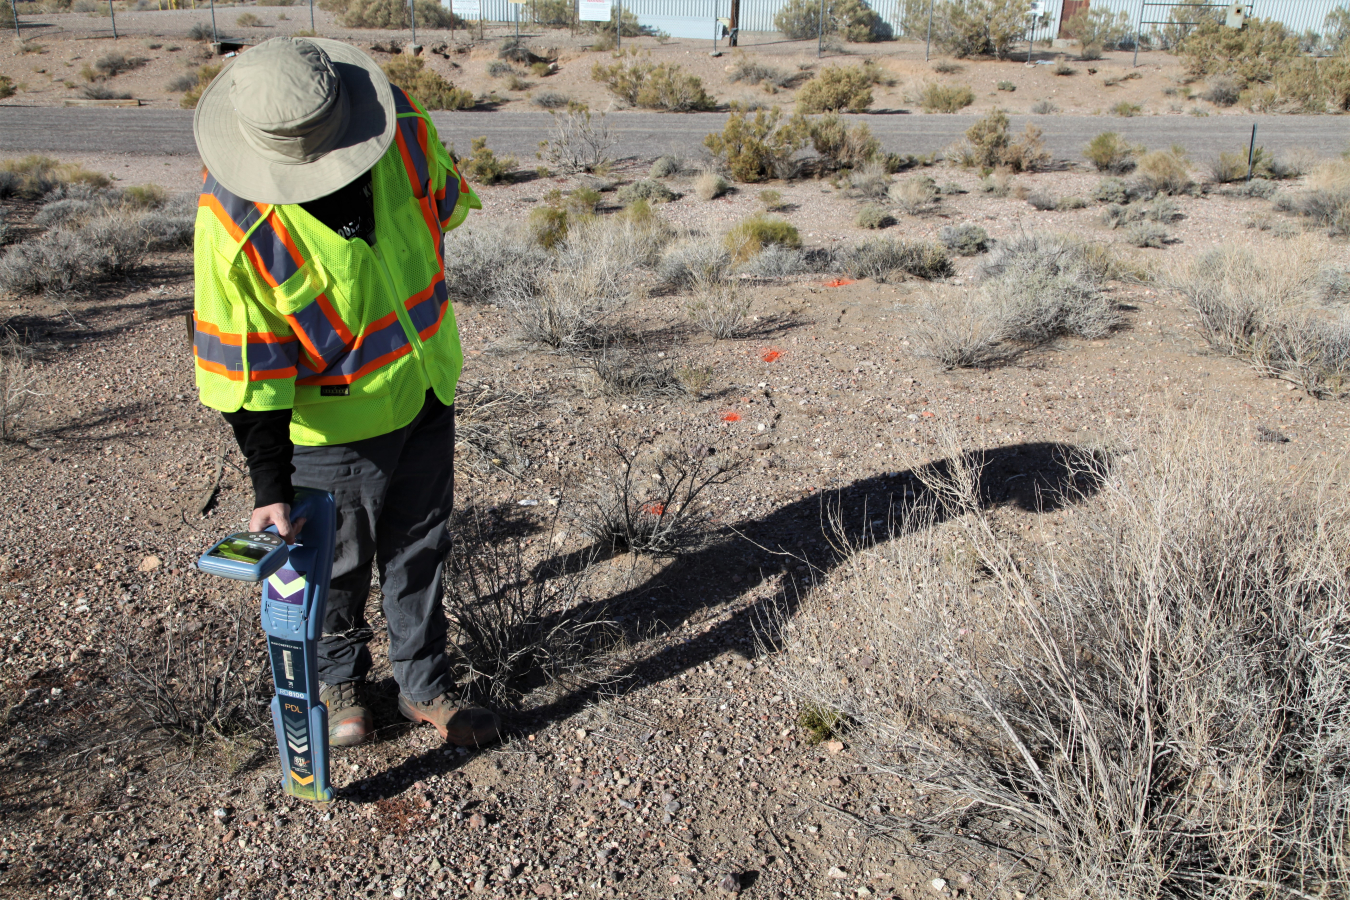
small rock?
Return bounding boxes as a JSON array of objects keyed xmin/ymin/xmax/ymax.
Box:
[
  {"xmin": 575, "ymin": 728, "xmax": 587, "ymax": 740},
  {"xmin": 828, "ymin": 867, "xmax": 847, "ymax": 879},
  {"xmin": 146, "ymin": 877, "xmax": 161, "ymax": 890},
  {"xmin": 534, "ymin": 886, "xmax": 555, "ymax": 897},
  {"xmin": 857, "ymin": 889, "xmax": 873, "ymax": 898},
  {"xmin": 468, "ymin": 812, "xmax": 486, "ymax": 829},
  {"xmin": 213, "ymin": 807, "xmax": 231, "ymax": 822},
  {"xmin": 392, "ymin": 889, "xmax": 406, "ymax": 899},
  {"xmin": 718, "ymin": 872, "xmax": 741, "ymax": 894},
  {"xmin": 825, "ymin": 740, "xmax": 845, "ymax": 755},
  {"xmin": 569, "ymin": 777, "xmax": 585, "ymax": 792},
  {"xmin": 931, "ymin": 877, "xmax": 947, "ymax": 892},
  {"xmin": 138, "ymin": 556, "xmax": 161, "ymax": 572},
  {"xmin": 664, "ymin": 800, "xmax": 681, "ymax": 814}
]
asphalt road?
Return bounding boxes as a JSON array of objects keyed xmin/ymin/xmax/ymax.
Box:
[{"xmin": 1, "ymin": 107, "xmax": 1347, "ymax": 163}]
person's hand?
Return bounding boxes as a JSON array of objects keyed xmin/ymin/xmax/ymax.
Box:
[{"xmin": 249, "ymin": 503, "xmax": 307, "ymax": 544}]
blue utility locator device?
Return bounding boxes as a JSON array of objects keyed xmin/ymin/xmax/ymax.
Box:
[{"xmin": 196, "ymin": 487, "xmax": 336, "ymax": 804}]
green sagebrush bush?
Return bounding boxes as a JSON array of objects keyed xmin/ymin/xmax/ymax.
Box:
[
  {"xmin": 591, "ymin": 52, "xmax": 715, "ymax": 111},
  {"xmin": 774, "ymin": 0, "xmax": 891, "ymax": 43},
  {"xmin": 796, "ymin": 65, "xmax": 874, "ymax": 113},
  {"xmin": 928, "ymin": 0, "xmax": 1034, "ymax": 60},
  {"xmin": 703, "ymin": 105, "xmax": 807, "ymax": 183}
]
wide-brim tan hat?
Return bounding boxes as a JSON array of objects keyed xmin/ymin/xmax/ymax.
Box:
[{"xmin": 193, "ymin": 37, "xmax": 395, "ymax": 206}]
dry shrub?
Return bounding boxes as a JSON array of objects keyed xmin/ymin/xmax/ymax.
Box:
[
  {"xmin": 1178, "ymin": 16, "xmax": 1301, "ymax": 86},
  {"xmin": 442, "ymin": 224, "xmax": 550, "ymax": 305},
  {"xmin": 616, "ymin": 178, "xmax": 676, "ymax": 204},
  {"xmin": 575, "ymin": 436, "xmax": 744, "ymax": 556},
  {"xmin": 855, "ymin": 203, "xmax": 894, "ymax": 229},
  {"xmin": 444, "ymin": 506, "xmax": 613, "ymax": 708},
  {"xmin": 1273, "ymin": 159, "xmax": 1350, "ymax": 237},
  {"xmin": 178, "ymin": 64, "xmax": 222, "ymax": 109},
  {"xmin": 775, "ymin": 419, "xmax": 1350, "ymax": 900},
  {"xmin": 926, "ymin": 0, "xmax": 1034, "ymax": 59},
  {"xmin": 1084, "ymin": 131, "xmax": 1139, "ymax": 173},
  {"xmin": 952, "ymin": 109, "xmax": 1048, "ymax": 172},
  {"xmin": 382, "ymin": 56, "xmax": 474, "ymax": 110},
  {"xmin": 583, "ymin": 346, "xmax": 685, "ymax": 399},
  {"xmin": 703, "ymin": 105, "xmax": 806, "ymax": 183},
  {"xmin": 338, "ymin": 0, "xmax": 463, "ymax": 29},
  {"xmin": 1125, "ymin": 220, "xmax": 1169, "ymax": 247},
  {"xmin": 453, "ymin": 382, "xmax": 541, "ymax": 478},
  {"xmin": 846, "ymin": 159, "xmax": 891, "ymax": 199},
  {"xmin": 538, "ymin": 104, "xmax": 615, "ymax": 175},
  {"xmin": 0, "ymin": 155, "xmax": 110, "ymax": 199},
  {"xmin": 774, "ymin": 0, "xmax": 890, "ymax": 42},
  {"xmin": 939, "ymin": 222, "xmax": 991, "ymax": 255},
  {"xmin": 908, "ymin": 290, "xmax": 1013, "ymax": 368},
  {"xmin": 656, "ymin": 238, "xmax": 731, "ymax": 290},
  {"xmin": 803, "ymin": 113, "xmax": 880, "ymax": 170},
  {"xmin": 462, "ymin": 136, "xmax": 515, "ymax": 185},
  {"xmin": 1168, "ymin": 240, "xmax": 1350, "ymax": 396}
]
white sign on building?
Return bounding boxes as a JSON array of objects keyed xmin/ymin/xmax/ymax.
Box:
[
  {"xmin": 450, "ymin": 0, "xmax": 480, "ymax": 18},
  {"xmin": 579, "ymin": 0, "xmax": 612, "ymax": 22}
]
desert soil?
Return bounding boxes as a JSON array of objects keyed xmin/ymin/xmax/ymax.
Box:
[
  {"xmin": 2, "ymin": 8, "xmax": 1244, "ymax": 119},
  {"xmin": 1, "ymin": 88, "xmax": 1349, "ymax": 900}
]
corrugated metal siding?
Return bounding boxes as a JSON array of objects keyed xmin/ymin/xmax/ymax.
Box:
[{"xmin": 448, "ymin": 0, "xmax": 1349, "ymax": 41}]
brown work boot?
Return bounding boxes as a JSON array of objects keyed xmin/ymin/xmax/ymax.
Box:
[
  {"xmin": 319, "ymin": 681, "xmax": 373, "ymax": 747},
  {"xmin": 397, "ymin": 691, "xmax": 500, "ymax": 747}
]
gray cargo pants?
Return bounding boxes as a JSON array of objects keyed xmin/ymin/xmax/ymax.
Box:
[{"xmin": 291, "ymin": 391, "xmax": 454, "ymax": 703}]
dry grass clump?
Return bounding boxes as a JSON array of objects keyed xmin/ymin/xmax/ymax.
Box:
[
  {"xmin": 888, "ymin": 174, "xmax": 938, "ymax": 215},
  {"xmin": 855, "ymin": 203, "xmax": 894, "ymax": 229},
  {"xmin": 1168, "ymin": 240, "xmax": 1350, "ymax": 396},
  {"xmin": 775, "ymin": 420, "xmax": 1350, "ymax": 900},
  {"xmin": 574, "ymin": 437, "xmax": 743, "ymax": 556},
  {"xmin": 724, "ymin": 214, "xmax": 801, "ymax": 263},
  {"xmin": 694, "ymin": 171, "xmax": 731, "ymax": 201},
  {"xmin": 912, "ymin": 233, "xmax": 1119, "ymax": 368},
  {"xmin": 1273, "ymin": 159, "xmax": 1350, "ymax": 237},
  {"xmin": 442, "ymin": 224, "xmax": 550, "ymax": 305},
  {"xmin": 846, "ymin": 160, "xmax": 891, "ymax": 200},
  {"xmin": 0, "ymin": 155, "xmax": 110, "ymax": 200},
  {"xmin": 728, "ymin": 56, "xmax": 803, "ymax": 91},
  {"xmin": 656, "ymin": 238, "xmax": 731, "ymax": 290},
  {"xmin": 1134, "ymin": 147, "xmax": 1193, "ymax": 194},
  {"xmin": 0, "ymin": 328, "xmax": 42, "ymax": 442},
  {"xmin": 685, "ymin": 277, "xmax": 752, "ymax": 339},
  {"xmin": 0, "ymin": 188, "xmax": 195, "ymax": 296},
  {"xmin": 584, "ymin": 347, "xmax": 685, "ymax": 399},
  {"xmin": 177, "ymin": 64, "xmax": 222, "ymax": 109},
  {"xmin": 939, "ymin": 222, "xmax": 991, "ymax": 255},
  {"xmin": 1083, "ymin": 131, "xmax": 1139, "ymax": 173},
  {"xmin": 842, "ymin": 237, "xmax": 952, "ymax": 282}
]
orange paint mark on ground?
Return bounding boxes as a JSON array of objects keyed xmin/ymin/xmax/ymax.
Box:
[
  {"xmin": 722, "ymin": 412, "xmax": 742, "ymax": 423},
  {"xmin": 761, "ymin": 349, "xmax": 782, "ymax": 363},
  {"xmin": 643, "ymin": 502, "xmax": 666, "ymax": 516},
  {"xmin": 921, "ymin": 411, "xmax": 936, "ymax": 418},
  {"xmin": 824, "ymin": 278, "xmax": 856, "ymax": 288}
]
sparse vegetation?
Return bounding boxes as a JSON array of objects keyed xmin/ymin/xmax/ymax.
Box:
[
  {"xmin": 1029, "ymin": 98, "xmax": 1057, "ymax": 114},
  {"xmin": 0, "ymin": 329, "xmax": 41, "ymax": 442},
  {"xmin": 1126, "ymin": 220, "xmax": 1170, "ymax": 247},
  {"xmin": 802, "ymin": 113, "xmax": 880, "ymax": 170},
  {"xmin": 532, "ymin": 90, "xmax": 570, "ymax": 109},
  {"xmin": 996, "ymin": 80, "xmax": 1015, "ymax": 91},
  {"xmin": 235, "ymin": 11, "xmax": 262, "ymax": 26},
  {"xmin": 616, "ymin": 178, "xmax": 676, "ymax": 204},
  {"xmin": 0, "ymin": 155, "xmax": 110, "ymax": 200},
  {"xmin": 1060, "ymin": 6, "xmax": 1132, "ymax": 57},
  {"xmin": 83, "ymin": 52, "xmax": 147, "ymax": 82},
  {"xmin": 332, "ymin": 0, "xmax": 464, "ymax": 29},
  {"xmin": 922, "ymin": 0, "xmax": 1034, "ymax": 59},
  {"xmin": 0, "ymin": 76, "xmax": 14, "ymax": 101},
  {"xmin": 1111, "ymin": 100, "xmax": 1142, "ymax": 117},
  {"xmin": 951, "ymin": 109, "xmax": 1050, "ymax": 172},
  {"xmin": 888, "ymin": 174, "xmax": 937, "ymax": 215},
  {"xmin": 649, "ymin": 156, "xmax": 680, "ymax": 178},
  {"xmin": 178, "ymin": 64, "xmax": 223, "ymax": 109},
  {"xmin": 1272, "ymin": 159, "xmax": 1350, "ymax": 236},
  {"xmin": 685, "ymin": 277, "xmax": 752, "ymax": 338},
  {"xmin": 382, "ymin": 57, "xmax": 474, "ymax": 111},
  {"xmin": 1135, "ymin": 147, "xmax": 1192, "ymax": 194},
  {"xmin": 463, "ymin": 137, "xmax": 515, "ymax": 185},
  {"xmin": 783, "ymin": 419, "xmax": 1350, "ymax": 900},
  {"xmin": 759, "ymin": 189, "xmax": 787, "ymax": 211}
]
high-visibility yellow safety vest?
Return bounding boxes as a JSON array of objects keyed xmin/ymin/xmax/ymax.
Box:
[{"xmin": 192, "ymin": 87, "xmax": 481, "ymax": 446}]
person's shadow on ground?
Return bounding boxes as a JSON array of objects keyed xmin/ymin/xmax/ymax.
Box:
[{"xmin": 348, "ymin": 440, "xmax": 1100, "ymax": 800}]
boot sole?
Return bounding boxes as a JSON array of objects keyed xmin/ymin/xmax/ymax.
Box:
[{"xmin": 397, "ymin": 695, "xmax": 500, "ymax": 748}]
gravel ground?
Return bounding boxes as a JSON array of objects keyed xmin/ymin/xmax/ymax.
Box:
[{"xmin": 1, "ymin": 153, "xmax": 1349, "ymax": 900}]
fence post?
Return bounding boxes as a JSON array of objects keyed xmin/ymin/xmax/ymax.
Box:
[
  {"xmin": 109, "ymin": 0, "xmax": 118, "ymax": 38},
  {"xmin": 410, "ymin": 0, "xmax": 416, "ymax": 44},
  {"xmin": 925, "ymin": 0, "xmax": 933, "ymax": 61},
  {"xmin": 1133, "ymin": 0, "xmax": 1144, "ymax": 67},
  {"xmin": 309, "ymin": 0, "xmax": 314, "ymax": 30},
  {"xmin": 9, "ymin": 0, "xmax": 20, "ymax": 43},
  {"xmin": 210, "ymin": 0, "xmax": 218, "ymax": 43},
  {"xmin": 616, "ymin": 0, "xmax": 621, "ymax": 49},
  {"xmin": 1247, "ymin": 123, "xmax": 1257, "ymax": 181},
  {"xmin": 816, "ymin": 0, "xmax": 824, "ymax": 56}
]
